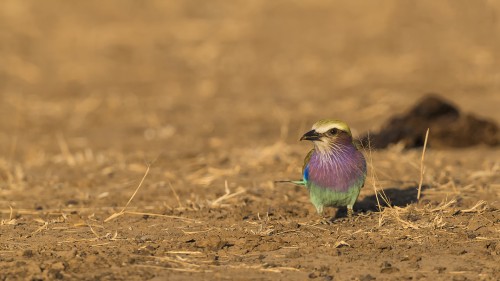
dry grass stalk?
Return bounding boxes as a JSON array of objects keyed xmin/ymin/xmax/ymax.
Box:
[
  {"xmin": 429, "ymin": 199, "xmax": 457, "ymax": 212},
  {"xmin": 298, "ymin": 222, "xmax": 329, "ymax": 232},
  {"xmin": 360, "ymin": 133, "xmax": 391, "ymax": 215},
  {"xmin": 131, "ymin": 254, "xmax": 208, "ymax": 272},
  {"xmin": 460, "ymin": 200, "xmax": 488, "ymax": 213},
  {"xmin": 382, "ymin": 207, "xmax": 420, "ymax": 230},
  {"xmin": 166, "ymin": 251, "xmax": 203, "ymax": 255},
  {"xmin": 224, "ymin": 264, "xmax": 300, "ymax": 273},
  {"xmin": 30, "ymin": 221, "xmax": 49, "ymax": 235},
  {"xmin": 123, "ymin": 211, "xmax": 200, "ymax": 223},
  {"xmin": 365, "ymin": 133, "xmax": 382, "ymax": 211},
  {"xmin": 247, "ymin": 212, "xmax": 274, "ymax": 236},
  {"xmin": 168, "ymin": 181, "xmax": 183, "ymax": 208},
  {"xmin": 144, "ymin": 255, "xmax": 202, "ymax": 268},
  {"xmin": 57, "ymin": 231, "xmax": 121, "ymax": 245},
  {"xmin": 417, "ymin": 128, "xmax": 430, "ymax": 201},
  {"xmin": 377, "ymin": 198, "xmax": 468, "ymax": 230},
  {"xmin": 133, "ymin": 264, "xmax": 207, "ymax": 273},
  {"xmin": 104, "ymin": 164, "xmax": 151, "ymax": 222},
  {"xmin": 210, "ymin": 180, "xmax": 246, "ymax": 207},
  {"xmin": 181, "ymin": 228, "xmax": 213, "ymax": 234},
  {"xmin": 0, "ymin": 206, "xmax": 138, "ymax": 215},
  {"xmin": 333, "ymin": 240, "xmax": 350, "ymax": 248},
  {"xmin": 0, "ymin": 206, "xmax": 17, "ymax": 226},
  {"xmin": 88, "ymin": 224, "xmax": 103, "ymax": 239}
]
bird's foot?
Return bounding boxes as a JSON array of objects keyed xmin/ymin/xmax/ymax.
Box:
[
  {"xmin": 314, "ymin": 216, "xmax": 333, "ymax": 225},
  {"xmin": 344, "ymin": 208, "xmax": 358, "ymax": 222},
  {"xmin": 347, "ymin": 207, "xmax": 355, "ymax": 218}
]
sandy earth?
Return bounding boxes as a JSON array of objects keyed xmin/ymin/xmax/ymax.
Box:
[{"xmin": 1, "ymin": 1, "xmax": 500, "ymax": 280}]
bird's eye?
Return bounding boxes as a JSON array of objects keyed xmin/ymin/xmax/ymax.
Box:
[{"xmin": 328, "ymin": 128, "xmax": 338, "ymax": 135}]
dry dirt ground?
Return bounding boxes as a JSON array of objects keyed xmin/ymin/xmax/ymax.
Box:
[{"xmin": 1, "ymin": 1, "xmax": 500, "ymax": 280}]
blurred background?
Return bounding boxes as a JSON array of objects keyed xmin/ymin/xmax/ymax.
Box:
[
  {"xmin": 1, "ymin": 0, "xmax": 500, "ymax": 163},
  {"xmin": 2, "ymin": 3, "xmax": 500, "ymax": 279}
]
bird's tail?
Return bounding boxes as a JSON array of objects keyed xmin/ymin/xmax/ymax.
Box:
[{"xmin": 274, "ymin": 180, "xmax": 306, "ymax": 186}]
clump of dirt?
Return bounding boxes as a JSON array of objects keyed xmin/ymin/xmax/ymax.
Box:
[{"xmin": 361, "ymin": 94, "xmax": 500, "ymax": 149}]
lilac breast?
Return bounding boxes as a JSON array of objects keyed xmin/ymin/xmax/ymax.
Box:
[{"xmin": 306, "ymin": 145, "xmax": 366, "ymax": 192}]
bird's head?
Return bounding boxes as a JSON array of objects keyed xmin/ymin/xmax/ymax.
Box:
[{"xmin": 300, "ymin": 119, "xmax": 353, "ymax": 153}]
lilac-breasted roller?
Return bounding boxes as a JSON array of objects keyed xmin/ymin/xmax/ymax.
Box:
[{"xmin": 294, "ymin": 119, "xmax": 367, "ymax": 217}]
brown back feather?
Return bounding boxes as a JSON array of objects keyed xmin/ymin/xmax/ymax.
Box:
[{"xmin": 302, "ymin": 148, "xmax": 315, "ymax": 174}]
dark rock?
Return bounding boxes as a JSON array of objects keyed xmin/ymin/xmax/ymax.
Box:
[
  {"xmin": 380, "ymin": 261, "xmax": 400, "ymax": 274},
  {"xmin": 22, "ymin": 249, "xmax": 34, "ymax": 258},
  {"xmin": 360, "ymin": 94, "xmax": 500, "ymax": 149},
  {"xmin": 359, "ymin": 274, "xmax": 376, "ymax": 281},
  {"xmin": 434, "ymin": 266, "xmax": 447, "ymax": 273}
]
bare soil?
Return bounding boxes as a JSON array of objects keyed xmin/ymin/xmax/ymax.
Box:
[{"xmin": 1, "ymin": 1, "xmax": 499, "ymax": 280}]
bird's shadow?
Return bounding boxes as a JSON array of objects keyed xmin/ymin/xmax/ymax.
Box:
[{"xmin": 332, "ymin": 185, "xmax": 429, "ymax": 220}]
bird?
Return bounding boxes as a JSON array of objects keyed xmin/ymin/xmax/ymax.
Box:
[{"xmin": 281, "ymin": 119, "xmax": 367, "ymax": 219}]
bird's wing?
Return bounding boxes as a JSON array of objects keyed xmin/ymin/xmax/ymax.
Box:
[
  {"xmin": 302, "ymin": 148, "xmax": 314, "ymax": 174},
  {"xmin": 302, "ymin": 148, "xmax": 314, "ymax": 182},
  {"xmin": 273, "ymin": 149, "xmax": 314, "ymax": 187}
]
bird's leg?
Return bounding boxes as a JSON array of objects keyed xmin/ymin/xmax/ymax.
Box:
[
  {"xmin": 315, "ymin": 205, "xmax": 332, "ymax": 225},
  {"xmin": 316, "ymin": 205, "xmax": 324, "ymax": 215},
  {"xmin": 347, "ymin": 205, "xmax": 354, "ymax": 218}
]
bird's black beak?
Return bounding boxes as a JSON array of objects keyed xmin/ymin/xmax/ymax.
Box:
[{"xmin": 300, "ymin": 130, "xmax": 321, "ymax": 141}]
